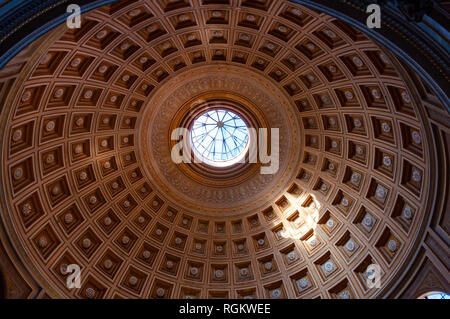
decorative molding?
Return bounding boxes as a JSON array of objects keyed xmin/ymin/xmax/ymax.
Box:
[{"xmin": 0, "ymin": 0, "xmax": 446, "ymax": 299}]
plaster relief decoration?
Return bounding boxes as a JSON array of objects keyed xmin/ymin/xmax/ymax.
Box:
[{"xmin": 0, "ymin": 0, "xmax": 447, "ymax": 301}]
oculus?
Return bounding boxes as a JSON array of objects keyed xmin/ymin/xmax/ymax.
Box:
[{"xmin": 190, "ymin": 109, "xmax": 249, "ymax": 167}]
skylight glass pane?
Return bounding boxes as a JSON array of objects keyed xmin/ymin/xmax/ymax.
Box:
[{"xmin": 191, "ymin": 109, "xmax": 249, "ymax": 166}]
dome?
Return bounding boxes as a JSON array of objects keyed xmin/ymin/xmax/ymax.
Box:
[{"xmin": 0, "ymin": 0, "xmax": 448, "ymax": 299}]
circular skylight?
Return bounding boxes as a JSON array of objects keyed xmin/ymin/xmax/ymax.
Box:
[
  {"xmin": 423, "ymin": 292, "xmax": 450, "ymax": 299},
  {"xmin": 191, "ymin": 109, "xmax": 249, "ymax": 167}
]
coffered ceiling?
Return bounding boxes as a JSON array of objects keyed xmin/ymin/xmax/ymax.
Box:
[{"xmin": 0, "ymin": 0, "xmax": 447, "ymax": 299}]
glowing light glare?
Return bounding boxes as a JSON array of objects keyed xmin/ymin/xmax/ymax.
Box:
[
  {"xmin": 279, "ymin": 229, "xmax": 290, "ymax": 238},
  {"xmin": 280, "ymin": 194, "xmax": 321, "ymax": 239},
  {"xmin": 190, "ymin": 109, "xmax": 249, "ymax": 167},
  {"xmin": 307, "ymin": 208, "xmax": 319, "ymax": 228}
]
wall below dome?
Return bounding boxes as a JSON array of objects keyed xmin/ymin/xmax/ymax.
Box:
[{"xmin": 0, "ymin": 0, "xmax": 448, "ymax": 299}]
